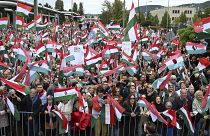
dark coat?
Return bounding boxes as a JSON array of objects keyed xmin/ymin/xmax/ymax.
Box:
[{"xmin": 22, "ymin": 94, "xmax": 42, "ymax": 118}]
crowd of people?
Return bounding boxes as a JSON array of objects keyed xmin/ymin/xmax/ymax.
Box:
[{"xmin": 0, "ymin": 17, "xmax": 209, "ymax": 136}]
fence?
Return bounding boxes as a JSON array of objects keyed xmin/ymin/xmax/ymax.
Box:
[{"xmin": 0, "ymin": 111, "xmax": 209, "ymax": 136}]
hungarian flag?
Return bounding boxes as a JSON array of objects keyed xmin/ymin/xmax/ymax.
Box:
[
  {"xmin": 12, "ymin": 45, "xmax": 28, "ymax": 62},
  {"xmin": 84, "ymin": 45, "xmax": 98, "ymax": 60},
  {"xmin": 107, "ymin": 94, "xmax": 125, "ymax": 121},
  {"xmin": 0, "ymin": 78, "xmax": 30, "ymax": 95},
  {"xmin": 138, "ymin": 97, "xmax": 168, "ymax": 125},
  {"xmin": 0, "ymin": 62, "xmax": 10, "ymax": 70},
  {"xmin": 126, "ymin": 65, "xmax": 138, "ymax": 76},
  {"xmin": 185, "ymin": 42, "xmax": 206, "ymax": 54},
  {"xmin": 25, "ymin": 15, "xmax": 42, "ymax": 30},
  {"xmin": 152, "ymin": 71, "xmax": 173, "ymax": 90},
  {"xmin": 5, "ymin": 97, "xmax": 20, "ymax": 121},
  {"xmin": 140, "ymin": 36, "xmax": 149, "ymax": 44},
  {"xmin": 177, "ymin": 105, "xmax": 194, "ymax": 134},
  {"xmin": 0, "ymin": 42, "xmax": 6, "ymax": 55},
  {"xmin": 121, "ymin": 51, "xmax": 137, "ymax": 66},
  {"xmin": 196, "ymin": 57, "xmax": 210, "ymax": 71},
  {"xmin": 162, "ymin": 109, "xmax": 181, "ymax": 129},
  {"xmin": 35, "ymin": 40, "xmax": 46, "ymax": 57},
  {"xmin": 158, "ymin": 53, "xmax": 184, "ymax": 73},
  {"xmin": 102, "ymin": 45, "xmax": 120, "ymax": 59},
  {"xmin": 53, "ymin": 88, "xmax": 78, "ymax": 102},
  {"xmin": 97, "ymin": 20, "xmax": 109, "ymax": 37},
  {"xmin": 85, "ymin": 53, "xmax": 102, "ymax": 66},
  {"xmin": 16, "ymin": 2, "xmax": 32, "ymax": 17},
  {"xmin": 101, "ymin": 65, "xmax": 125, "ymax": 77},
  {"xmin": 30, "ymin": 60, "xmax": 50, "ymax": 74},
  {"xmin": 46, "ymin": 40, "xmax": 55, "ymax": 53},
  {"xmin": 201, "ymin": 85, "xmax": 210, "ymax": 110},
  {"xmin": 107, "ymin": 23, "xmax": 121, "ymax": 30},
  {"xmin": 6, "ymin": 33, "xmax": 15, "ymax": 46},
  {"xmin": 0, "ymin": 17, "xmax": 8, "ymax": 28},
  {"xmin": 16, "ymin": 16, "xmax": 24, "ymax": 28},
  {"xmin": 123, "ymin": 2, "xmax": 138, "ymax": 42},
  {"xmin": 52, "ymin": 109, "xmax": 68, "ymax": 134},
  {"xmin": 36, "ymin": 22, "xmax": 48, "ymax": 31},
  {"xmin": 194, "ymin": 16, "xmax": 210, "ymax": 33},
  {"xmin": 141, "ymin": 50, "xmax": 158, "ymax": 61}
]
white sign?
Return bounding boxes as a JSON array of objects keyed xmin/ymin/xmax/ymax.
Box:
[
  {"xmin": 69, "ymin": 45, "xmax": 84, "ymax": 65},
  {"xmin": 121, "ymin": 41, "xmax": 132, "ymax": 56}
]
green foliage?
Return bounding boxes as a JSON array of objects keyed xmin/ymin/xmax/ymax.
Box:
[
  {"xmin": 55, "ymin": 0, "xmax": 64, "ymax": 11},
  {"xmin": 152, "ymin": 15, "xmax": 159, "ymax": 25},
  {"xmin": 161, "ymin": 11, "xmax": 171, "ymax": 28},
  {"xmin": 192, "ymin": 14, "xmax": 201, "ymax": 23},
  {"xmin": 99, "ymin": 0, "xmax": 127, "ymax": 25},
  {"xmin": 78, "ymin": 2, "xmax": 84, "ymax": 15},
  {"xmin": 137, "ymin": 12, "xmax": 145, "ymax": 24},
  {"xmin": 112, "ymin": 0, "xmax": 124, "ymax": 23},
  {"xmin": 177, "ymin": 26, "xmax": 196, "ymax": 48},
  {"xmin": 73, "ymin": 2, "xmax": 78, "ymax": 13},
  {"xmin": 179, "ymin": 12, "xmax": 187, "ymax": 24}
]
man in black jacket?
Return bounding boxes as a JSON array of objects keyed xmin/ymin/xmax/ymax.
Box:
[{"xmin": 22, "ymin": 88, "xmax": 42, "ymax": 136}]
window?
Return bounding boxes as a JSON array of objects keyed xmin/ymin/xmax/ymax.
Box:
[
  {"xmin": 172, "ymin": 17, "xmax": 174, "ymax": 21},
  {"xmin": 189, "ymin": 10, "xmax": 192, "ymax": 14},
  {"xmin": 177, "ymin": 10, "xmax": 180, "ymax": 14}
]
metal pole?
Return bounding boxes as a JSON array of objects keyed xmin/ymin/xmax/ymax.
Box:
[
  {"xmin": 146, "ymin": 1, "xmax": 148, "ymax": 20},
  {"xmin": 123, "ymin": 0, "xmax": 125, "ymax": 28},
  {"xmin": 34, "ymin": 0, "xmax": 38, "ymax": 18},
  {"xmin": 167, "ymin": 0, "xmax": 169, "ymax": 31}
]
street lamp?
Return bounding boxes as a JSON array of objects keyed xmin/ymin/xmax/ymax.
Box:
[{"xmin": 145, "ymin": 0, "xmax": 152, "ymax": 20}]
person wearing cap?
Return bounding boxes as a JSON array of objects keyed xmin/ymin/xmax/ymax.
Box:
[{"xmin": 41, "ymin": 95, "xmax": 57, "ymax": 136}]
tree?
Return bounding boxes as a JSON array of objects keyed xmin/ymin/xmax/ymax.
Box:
[
  {"xmin": 192, "ymin": 14, "xmax": 201, "ymax": 23},
  {"xmin": 73, "ymin": 2, "xmax": 78, "ymax": 13},
  {"xmin": 161, "ymin": 11, "xmax": 171, "ymax": 28},
  {"xmin": 112, "ymin": 0, "xmax": 124, "ymax": 24},
  {"xmin": 152, "ymin": 15, "xmax": 159, "ymax": 25},
  {"xmin": 55, "ymin": 0, "xmax": 64, "ymax": 11},
  {"xmin": 137, "ymin": 12, "xmax": 145, "ymax": 24},
  {"xmin": 99, "ymin": 0, "xmax": 113, "ymax": 25},
  {"xmin": 179, "ymin": 12, "xmax": 187, "ymax": 24},
  {"xmin": 44, "ymin": 3, "xmax": 53, "ymax": 9},
  {"xmin": 78, "ymin": 2, "xmax": 84, "ymax": 15},
  {"xmin": 177, "ymin": 26, "xmax": 196, "ymax": 48}
]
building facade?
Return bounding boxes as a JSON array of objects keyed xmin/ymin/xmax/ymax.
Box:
[{"xmin": 150, "ymin": 6, "xmax": 197, "ymax": 25}]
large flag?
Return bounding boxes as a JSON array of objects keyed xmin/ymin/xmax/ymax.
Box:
[
  {"xmin": 194, "ymin": 16, "xmax": 210, "ymax": 39},
  {"xmin": 85, "ymin": 53, "xmax": 102, "ymax": 66},
  {"xmin": 196, "ymin": 57, "xmax": 210, "ymax": 71},
  {"xmin": 16, "ymin": 2, "xmax": 32, "ymax": 17},
  {"xmin": 16, "ymin": 16, "xmax": 24, "ymax": 28},
  {"xmin": 158, "ymin": 53, "xmax": 184, "ymax": 73},
  {"xmin": 0, "ymin": 17, "xmax": 8, "ymax": 28},
  {"xmin": 123, "ymin": 2, "xmax": 138, "ymax": 42},
  {"xmin": 138, "ymin": 97, "xmax": 168, "ymax": 125},
  {"xmin": 185, "ymin": 42, "xmax": 206, "ymax": 54},
  {"xmin": 0, "ymin": 78, "xmax": 30, "ymax": 95},
  {"xmin": 0, "ymin": 42, "xmax": 6, "ymax": 55},
  {"xmin": 141, "ymin": 50, "xmax": 158, "ymax": 61},
  {"xmin": 6, "ymin": 33, "xmax": 15, "ymax": 46},
  {"xmin": 162, "ymin": 109, "xmax": 181, "ymax": 129},
  {"xmin": 5, "ymin": 97, "xmax": 20, "ymax": 121},
  {"xmin": 30, "ymin": 60, "xmax": 50, "ymax": 74},
  {"xmin": 53, "ymin": 88, "xmax": 78, "ymax": 101},
  {"xmin": 152, "ymin": 71, "xmax": 173, "ymax": 90},
  {"xmin": 177, "ymin": 105, "xmax": 194, "ymax": 134},
  {"xmin": 36, "ymin": 22, "xmax": 48, "ymax": 31},
  {"xmin": 35, "ymin": 40, "xmax": 46, "ymax": 57}
]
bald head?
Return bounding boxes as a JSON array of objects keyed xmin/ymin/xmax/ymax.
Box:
[{"xmin": 180, "ymin": 89, "xmax": 187, "ymax": 100}]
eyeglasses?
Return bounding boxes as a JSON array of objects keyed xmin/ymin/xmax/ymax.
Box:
[{"xmin": 130, "ymin": 98, "xmax": 135, "ymax": 100}]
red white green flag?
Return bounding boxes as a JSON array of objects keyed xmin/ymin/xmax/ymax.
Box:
[
  {"xmin": 0, "ymin": 17, "xmax": 8, "ymax": 28},
  {"xmin": 16, "ymin": 2, "xmax": 32, "ymax": 17},
  {"xmin": 16, "ymin": 16, "xmax": 24, "ymax": 28}
]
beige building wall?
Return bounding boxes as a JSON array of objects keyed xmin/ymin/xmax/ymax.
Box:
[{"xmin": 150, "ymin": 6, "xmax": 197, "ymax": 24}]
